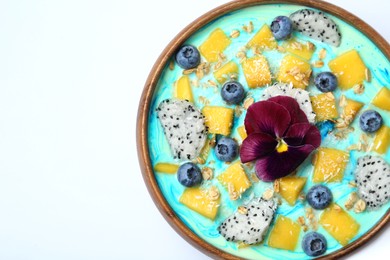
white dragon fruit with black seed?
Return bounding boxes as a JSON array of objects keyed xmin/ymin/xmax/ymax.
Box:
[
  {"xmin": 262, "ymin": 83, "xmax": 316, "ymax": 123},
  {"xmin": 157, "ymin": 99, "xmax": 207, "ymax": 160},
  {"xmin": 218, "ymin": 198, "xmax": 277, "ymax": 245},
  {"xmin": 354, "ymin": 155, "xmax": 390, "ymax": 210},
  {"xmin": 290, "ymin": 9, "xmax": 341, "ymax": 47}
]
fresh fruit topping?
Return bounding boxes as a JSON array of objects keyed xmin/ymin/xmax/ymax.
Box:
[
  {"xmin": 290, "ymin": 9, "xmax": 341, "ymax": 47},
  {"xmin": 277, "ymin": 55, "xmax": 311, "ymax": 89},
  {"xmin": 312, "ymin": 148, "xmax": 349, "ymax": 183},
  {"xmin": 247, "ymin": 24, "xmax": 277, "ymax": 49},
  {"xmin": 278, "ymin": 176, "xmax": 307, "ymax": 206},
  {"xmin": 262, "ymin": 83, "xmax": 316, "ymax": 123},
  {"xmin": 221, "ymin": 81, "xmax": 246, "ymax": 105},
  {"xmin": 237, "ymin": 125, "xmax": 247, "ymax": 140},
  {"xmin": 240, "ymin": 96, "xmax": 321, "ymax": 181},
  {"xmin": 217, "ymin": 162, "xmax": 251, "ymax": 200},
  {"xmin": 310, "ymin": 93, "xmax": 338, "ymax": 122},
  {"xmin": 154, "ymin": 163, "xmax": 179, "ymax": 174},
  {"xmin": 359, "ymin": 110, "xmax": 383, "ymax": 133},
  {"xmin": 268, "ymin": 216, "xmax": 301, "ymax": 250},
  {"xmin": 242, "ymin": 55, "xmax": 272, "ymax": 88},
  {"xmin": 218, "ymin": 198, "xmax": 277, "ymax": 244},
  {"xmin": 175, "ymin": 45, "xmax": 200, "ymax": 70},
  {"xmin": 306, "ymin": 185, "xmax": 333, "ymax": 209},
  {"xmin": 174, "ymin": 75, "xmax": 194, "ymax": 102},
  {"xmin": 319, "ymin": 204, "xmax": 360, "ymax": 246},
  {"xmin": 328, "ymin": 50, "xmax": 366, "ymax": 90},
  {"xmin": 354, "ymin": 155, "xmax": 390, "ymax": 209},
  {"xmin": 179, "ymin": 186, "xmax": 220, "ymax": 220},
  {"xmin": 316, "ymin": 121, "xmax": 335, "ymax": 138},
  {"xmin": 270, "ymin": 16, "xmax": 293, "ymax": 40},
  {"xmin": 214, "ymin": 60, "xmax": 239, "ymax": 84},
  {"xmin": 177, "ymin": 162, "xmax": 203, "ymax": 187},
  {"xmin": 215, "ymin": 137, "xmax": 238, "ymax": 162},
  {"xmin": 302, "ymin": 232, "xmax": 327, "ymax": 257},
  {"xmin": 314, "ymin": 72, "xmax": 338, "ymax": 92},
  {"xmin": 202, "ymin": 106, "xmax": 234, "ymax": 136},
  {"xmin": 371, "ymin": 125, "xmax": 390, "ymax": 154},
  {"xmin": 157, "ymin": 99, "xmax": 207, "ymax": 160},
  {"xmin": 372, "ymin": 87, "xmax": 390, "ymax": 111},
  {"xmin": 283, "ymin": 39, "xmax": 315, "ymax": 60},
  {"xmin": 199, "ymin": 28, "xmax": 231, "ymax": 62},
  {"xmin": 341, "ymin": 98, "xmax": 364, "ymax": 126}
]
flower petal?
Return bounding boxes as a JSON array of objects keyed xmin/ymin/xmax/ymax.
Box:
[
  {"xmin": 284, "ymin": 123, "xmax": 321, "ymax": 148},
  {"xmin": 245, "ymin": 101, "xmax": 291, "ymax": 137},
  {"xmin": 268, "ymin": 96, "xmax": 309, "ymax": 124},
  {"xmin": 255, "ymin": 144, "xmax": 316, "ymax": 182},
  {"xmin": 240, "ymin": 133, "xmax": 277, "ymax": 163}
]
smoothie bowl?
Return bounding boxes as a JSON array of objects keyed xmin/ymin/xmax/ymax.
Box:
[{"xmin": 137, "ymin": 0, "xmax": 390, "ymax": 259}]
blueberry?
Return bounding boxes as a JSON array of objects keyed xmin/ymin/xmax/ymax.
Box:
[
  {"xmin": 302, "ymin": 232, "xmax": 327, "ymax": 257},
  {"xmin": 314, "ymin": 72, "xmax": 338, "ymax": 92},
  {"xmin": 177, "ymin": 162, "xmax": 202, "ymax": 187},
  {"xmin": 221, "ymin": 81, "xmax": 246, "ymax": 105},
  {"xmin": 270, "ymin": 16, "xmax": 293, "ymax": 40},
  {"xmin": 359, "ymin": 110, "xmax": 383, "ymax": 133},
  {"xmin": 306, "ymin": 185, "xmax": 332, "ymax": 210},
  {"xmin": 215, "ymin": 137, "xmax": 238, "ymax": 162},
  {"xmin": 175, "ymin": 45, "xmax": 200, "ymax": 70}
]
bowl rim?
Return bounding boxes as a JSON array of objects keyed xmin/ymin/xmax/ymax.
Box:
[{"xmin": 137, "ymin": 0, "xmax": 390, "ymax": 259}]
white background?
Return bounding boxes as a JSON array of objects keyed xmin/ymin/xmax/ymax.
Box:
[{"xmin": 0, "ymin": 0, "xmax": 389, "ymax": 259}]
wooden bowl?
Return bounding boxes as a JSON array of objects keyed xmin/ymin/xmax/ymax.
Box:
[{"xmin": 137, "ymin": 0, "xmax": 390, "ymax": 258}]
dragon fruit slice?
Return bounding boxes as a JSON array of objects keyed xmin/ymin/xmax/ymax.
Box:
[
  {"xmin": 290, "ymin": 9, "xmax": 341, "ymax": 47},
  {"xmin": 354, "ymin": 155, "xmax": 390, "ymax": 210},
  {"xmin": 262, "ymin": 83, "xmax": 316, "ymax": 123},
  {"xmin": 218, "ymin": 198, "xmax": 277, "ymax": 245},
  {"xmin": 157, "ymin": 99, "xmax": 207, "ymax": 160}
]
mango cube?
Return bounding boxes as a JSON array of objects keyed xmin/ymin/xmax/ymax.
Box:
[
  {"xmin": 179, "ymin": 187, "xmax": 220, "ymax": 220},
  {"xmin": 202, "ymin": 106, "xmax": 234, "ymax": 136},
  {"xmin": 313, "ymin": 148, "xmax": 349, "ymax": 183},
  {"xmin": 213, "ymin": 61, "xmax": 239, "ymax": 84},
  {"xmin": 283, "ymin": 39, "xmax": 315, "ymax": 60},
  {"xmin": 278, "ymin": 176, "xmax": 307, "ymax": 206},
  {"xmin": 174, "ymin": 75, "xmax": 194, "ymax": 102},
  {"xmin": 217, "ymin": 162, "xmax": 251, "ymax": 199},
  {"xmin": 329, "ymin": 50, "xmax": 366, "ymax": 90},
  {"xmin": 372, "ymin": 87, "xmax": 390, "ymax": 111},
  {"xmin": 277, "ymin": 55, "xmax": 311, "ymax": 89},
  {"xmin": 320, "ymin": 203, "xmax": 360, "ymax": 246},
  {"xmin": 242, "ymin": 55, "xmax": 272, "ymax": 88},
  {"xmin": 311, "ymin": 93, "xmax": 339, "ymax": 122},
  {"xmin": 197, "ymin": 135, "xmax": 215, "ymax": 164},
  {"xmin": 154, "ymin": 163, "xmax": 179, "ymax": 174},
  {"xmin": 199, "ymin": 28, "xmax": 231, "ymax": 62},
  {"xmin": 268, "ymin": 216, "xmax": 301, "ymax": 250},
  {"xmin": 342, "ymin": 98, "xmax": 363, "ymax": 125},
  {"xmin": 371, "ymin": 125, "xmax": 390, "ymax": 154},
  {"xmin": 247, "ymin": 24, "xmax": 277, "ymax": 49},
  {"xmin": 237, "ymin": 125, "xmax": 247, "ymax": 140}
]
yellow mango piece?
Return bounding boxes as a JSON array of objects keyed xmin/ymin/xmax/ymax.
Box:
[
  {"xmin": 313, "ymin": 148, "xmax": 349, "ymax": 183},
  {"xmin": 199, "ymin": 28, "xmax": 231, "ymax": 62},
  {"xmin": 372, "ymin": 87, "xmax": 390, "ymax": 111},
  {"xmin": 174, "ymin": 75, "xmax": 193, "ymax": 102},
  {"xmin": 154, "ymin": 163, "xmax": 179, "ymax": 174},
  {"xmin": 311, "ymin": 93, "xmax": 339, "ymax": 122},
  {"xmin": 202, "ymin": 106, "xmax": 234, "ymax": 136},
  {"xmin": 342, "ymin": 98, "xmax": 363, "ymax": 125},
  {"xmin": 237, "ymin": 125, "xmax": 247, "ymax": 140},
  {"xmin": 320, "ymin": 203, "xmax": 360, "ymax": 246},
  {"xmin": 213, "ymin": 61, "xmax": 239, "ymax": 84},
  {"xmin": 329, "ymin": 50, "xmax": 366, "ymax": 90},
  {"xmin": 247, "ymin": 24, "xmax": 277, "ymax": 49},
  {"xmin": 179, "ymin": 187, "xmax": 220, "ymax": 220},
  {"xmin": 371, "ymin": 125, "xmax": 390, "ymax": 154},
  {"xmin": 217, "ymin": 162, "xmax": 251, "ymax": 198},
  {"xmin": 277, "ymin": 55, "xmax": 311, "ymax": 89},
  {"xmin": 278, "ymin": 176, "xmax": 307, "ymax": 206},
  {"xmin": 283, "ymin": 39, "xmax": 315, "ymax": 60},
  {"xmin": 268, "ymin": 216, "xmax": 301, "ymax": 251},
  {"xmin": 242, "ymin": 55, "xmax": 272, "ymax": 88}
]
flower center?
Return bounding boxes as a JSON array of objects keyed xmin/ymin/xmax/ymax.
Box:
[{"xmin": 276, "ymin": 138, "xmax": 288, "ymax": 153}]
